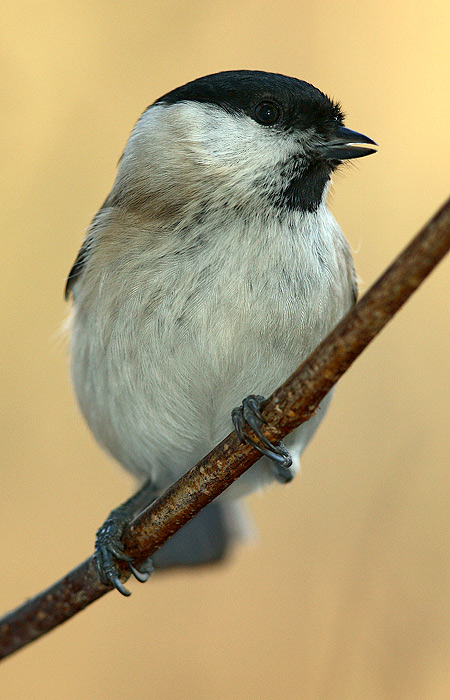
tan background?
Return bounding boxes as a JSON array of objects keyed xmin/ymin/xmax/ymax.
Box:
[{"xmin": 1, "ymin": 2, "xmax": 449, "ymax": 698}]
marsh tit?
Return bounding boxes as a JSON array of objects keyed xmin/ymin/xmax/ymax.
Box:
[{"xmin": 65, "ymin": 70, "xmax": 377, "ymax": 594}]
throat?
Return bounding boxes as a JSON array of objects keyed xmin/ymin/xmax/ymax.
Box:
[{"xmin": 278, "ymin": 160, "xmax": 332, "ymax": 213}]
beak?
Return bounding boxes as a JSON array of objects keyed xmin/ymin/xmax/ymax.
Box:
[{"xmin": 320, "ymin": 125, "xmax": 378, "ymax": 160}]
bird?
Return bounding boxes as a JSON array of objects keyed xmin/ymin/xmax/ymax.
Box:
[{"xmin": 65, "ymin": 70, "xmax": 377, "ymax": 595}]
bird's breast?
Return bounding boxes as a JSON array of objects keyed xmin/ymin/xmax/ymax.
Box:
[{"xmin": 69, "ymin": 207, "xmax": 354, "ymax": 481}]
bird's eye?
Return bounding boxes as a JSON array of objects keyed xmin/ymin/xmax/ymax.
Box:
[{"xmin": 253, "ymin": 101, "xmax": 280, "ymax": 125}]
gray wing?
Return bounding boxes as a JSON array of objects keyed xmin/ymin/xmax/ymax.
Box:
[
  {"xmin": 65, "ymin": 194, "xmax": 115, "ymax": 300},
  {"xmin": 64, "ymin": 235, "xmax": 94, "ymax": 299}
]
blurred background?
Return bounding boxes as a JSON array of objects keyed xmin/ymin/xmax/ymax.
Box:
[{"xmin": 1, "ymin": 2, "xmax": 449, "ymax": 698}]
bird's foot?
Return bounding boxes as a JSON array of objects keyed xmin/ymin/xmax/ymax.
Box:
[
  {"xmin": 231, "ymin": 394, "xmax": 294, "ymax": 483},
  {"xmin": 94, "ymin": 502, "xmax": 154, "ymax": 597}
]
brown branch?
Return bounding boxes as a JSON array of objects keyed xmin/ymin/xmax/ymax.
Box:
[{"xmin": 1, "ymin": 196, "xmax": 449, "ymax": 661}]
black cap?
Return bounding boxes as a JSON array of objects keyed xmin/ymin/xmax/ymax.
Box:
[{"xmin": 154, "ymin": 70, "xmax": 344, "ymax": 137}]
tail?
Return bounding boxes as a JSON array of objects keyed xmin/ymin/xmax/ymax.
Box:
[{"xmin": 152, "ymin": 500, "xmax": 252, "ymax": 570}]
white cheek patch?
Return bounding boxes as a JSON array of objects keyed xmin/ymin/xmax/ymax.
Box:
[
  {"xmin": 164, "ymin": 102, "xmax": 297, "ymax": 174},
  {"xmin": 115, "ymin": 101, "xmax": 316, "ymax": 210}
]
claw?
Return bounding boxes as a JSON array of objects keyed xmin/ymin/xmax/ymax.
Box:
[
  {"xmin": 106, "ymin": 542, "xmax": 134, "ymax": 562},
  {"xmin": 232, "ymin": 394, "xmax": 293, "ymax": 479},
  {"xmin": 112, "ymin": 577, "xmax": 132, "ymax": 597},
  {"xmin": 95, "ymin": 510, "xmax": 154, "ymax": 595},
  {"xmin": 244, "ymin": 395, "xmax": 264, "ymax": 423},
  {"xmin": 129, "ymin": 562, "xmax": 152, "ymax": 583}
]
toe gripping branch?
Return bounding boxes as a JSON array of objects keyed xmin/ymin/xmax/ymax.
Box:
[
  {"xmin": 231, "ymin": 394, "xmax": 294, "ymax": 483},
  {"xmin": 94, "ymin": 481, "xmax": 158, "ymax": 596},
  {"xmin": 96, "ymin": 395, "xmax": 294, "ymax": 596}
]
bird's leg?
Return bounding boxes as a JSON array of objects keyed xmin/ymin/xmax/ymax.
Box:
[
  {"xmin": 231, "ymin": 394, "xmax": 294, "ymax": 483},
  {"xmin": 94, "ymin": 479, "xmax": 159, "ymax": 596}
]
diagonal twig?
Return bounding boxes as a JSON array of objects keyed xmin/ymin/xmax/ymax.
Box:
[{"xmin": 1, "ymin": 195, "xmax": 449, "ymax": 661}]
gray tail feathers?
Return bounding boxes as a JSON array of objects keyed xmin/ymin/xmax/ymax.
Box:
[{"xmin": 151, "ymin": 500, "xmax": 252, "ymax": 570}]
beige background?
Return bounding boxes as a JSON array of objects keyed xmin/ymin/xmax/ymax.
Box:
[{"xmin": 1, "ymin": 2, "xmax": 449, "ymax": 698}]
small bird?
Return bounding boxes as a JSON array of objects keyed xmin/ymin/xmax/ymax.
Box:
[{"xmin": 65, "ymin": 70, "xmax": 376, "ymax": 595}]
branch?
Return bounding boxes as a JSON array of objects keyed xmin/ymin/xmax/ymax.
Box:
[{"xmin": 1, "ymin": 196, "xmax": 449, "ymax": 660}]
